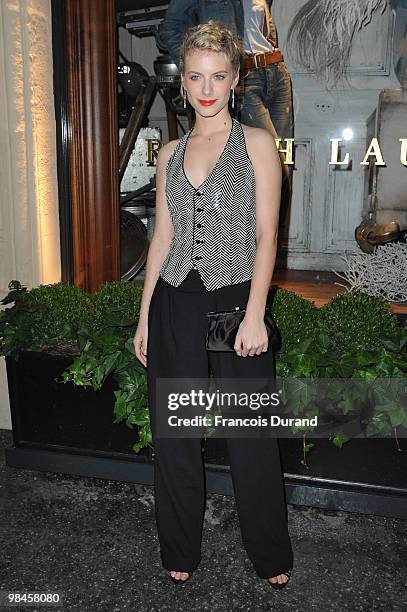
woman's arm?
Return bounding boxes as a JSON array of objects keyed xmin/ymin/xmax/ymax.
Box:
[
  {"xmin": 246, "ymin": 127, "xmax": 282, "ymax": 317},
  {"xmin": 133, "ymin": 140, "xmax": 177, "ymax": 365},
  {"xmin": 234, "ymin": 127, "xmax": 282, "ymax": 357}
]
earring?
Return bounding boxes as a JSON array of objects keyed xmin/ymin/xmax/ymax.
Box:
[
  {"xmin": 181, "ymin": 85, "xmax": 187, "ymax": 108},
  {"xmin": 231, "ymin": 88, "xmax": 235, "ymax": 109}
]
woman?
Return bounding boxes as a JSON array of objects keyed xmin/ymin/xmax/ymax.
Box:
[{"xmin": 133, "ymin": 20, "xmax": 294, "ymax": 588}]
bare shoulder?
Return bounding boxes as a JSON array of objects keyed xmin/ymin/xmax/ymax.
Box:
[
  {"xmin": 157, "ymin": 138, "xmax": 180, "ymax": 165},
  {"xmin": 240, "ymin": 123, "xmax": 277, "ymax": 159}
]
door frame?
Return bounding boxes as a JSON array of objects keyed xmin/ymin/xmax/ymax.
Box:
[{"xmin": 51, "ymin": 0, "xmax": 120, "ymax": 292}]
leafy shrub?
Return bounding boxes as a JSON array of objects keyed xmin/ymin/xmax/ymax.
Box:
[
  {"xmin": 1, "ymin": 278, "xmax": 405, "ymax": 454},
  {"xmin": 91, "ymin": 281, "xmax": 143, "ymax": 335},
  {"xmin": 0, "ymin": 280, "xmax": 92, "ymax": 357},
  {"xmin": 0, "ymin": 279, "xmax": 144, "ymax": 356},
  {"xmin": 319, "ymin": 291, "xmax": 397, "ymax": 353},
  {"xmin": 272, "ymin": 288, "xmax": 319, "ymax": 350}
]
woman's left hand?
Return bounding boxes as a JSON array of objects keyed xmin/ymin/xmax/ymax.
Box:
[{"xmin": 234, "ymin": 316, "xmax": 269, "ymax": 357}]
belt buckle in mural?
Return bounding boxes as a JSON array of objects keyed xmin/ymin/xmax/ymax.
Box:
[{"xmin": 254, "ymin": 53, "xmax": 267, "ymax": 69}]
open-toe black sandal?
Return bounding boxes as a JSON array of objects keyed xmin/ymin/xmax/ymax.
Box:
[
  {"xmin": 266, "ymin": 569, "xmax": 292, "ymax": 590},
  {"xmin": 169, "ymin": 571, "xmax": 193, "ymax": 585}
]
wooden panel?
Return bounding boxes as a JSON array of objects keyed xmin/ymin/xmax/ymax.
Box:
[
  {"xmin": 323, "ymin": 137, "xmax": 366, "ymax": 253},
  {"xmin": 280, "ymin": 138, "xmax": 313, "ymax": 253},
  {"xmin": 65, "ymin": 0, "xmax": 120, "ymax": 292}
]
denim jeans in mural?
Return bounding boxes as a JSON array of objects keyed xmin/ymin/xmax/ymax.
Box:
[{"xmin": 236, "ymin": 62, "xmax": 294, "ymax": 227}]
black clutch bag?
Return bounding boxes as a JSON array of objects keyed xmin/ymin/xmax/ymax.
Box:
[{"xmin": 205, "ymin": 305, "xmax": 281, "ymax": 352}]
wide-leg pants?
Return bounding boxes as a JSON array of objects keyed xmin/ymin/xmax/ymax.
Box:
[{"xmin": 146, "ymin": 269, "xmax": 294, "ymax": 578}]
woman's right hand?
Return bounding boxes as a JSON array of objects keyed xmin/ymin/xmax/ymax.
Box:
[{"xmin": 133, "ymin": 319, "xmax": 148, "ymax": 367}]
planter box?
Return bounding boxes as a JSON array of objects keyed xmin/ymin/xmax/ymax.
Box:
[
  {"xmin": 5, "ymin": 350, "xmax": 407, "ymax": 519},
  {"xmin": 5, "ymin": 349, "xmax": 154, "ymax": 483},
  {"xmin": 203, "ymin": 437, "xmax": 407, "ymax": 520},
  {"xmin": 6, "ymin": 349, "xmax": 152, "ymax": 459}
]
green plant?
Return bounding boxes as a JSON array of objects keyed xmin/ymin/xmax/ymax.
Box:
[
  {"xmin": 91, "ymin": 281, "xmax": 143, "ymax": 334},
  {"xmin": 318, "ymin": 291, "xmax": 397, "ymax": 353},
  {"xmin": 0, "ymin": 280, "xmax": 92, "ymax": 358},
  {"xmin": 272, "ymin": 288, "xmax": 320, "ymax": 350},
  {"xmin": 56, "ymin": 281, "xmax": 147, "ymax": 453},
  {"xmin": 61, "ymin": 325, "xmax": 151, "ymax": 453},
  {"xmin": 0, "ymin": 279, "xmax": 149, "ymax": 453},
  {"xmin": 277, "ymin": 325, "xmax": 407, "ymax": 455},
  {"xmin": 2, "ymin": 279, "xmax": 406, "ymax": 461}
]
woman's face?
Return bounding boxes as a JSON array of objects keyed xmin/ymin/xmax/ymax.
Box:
[{"xmin": 181, "ymin": 48, "xmax": 239, "ymax": 116}]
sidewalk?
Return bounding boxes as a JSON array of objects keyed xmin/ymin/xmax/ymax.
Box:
[{"xmin": 1, "ymin": 430, "xmax": 406, "ymax": 612}]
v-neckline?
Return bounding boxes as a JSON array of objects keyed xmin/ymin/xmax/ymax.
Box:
[{"xmin": 182, "ymin": 119, "xmax": 235, "ymax": 191}]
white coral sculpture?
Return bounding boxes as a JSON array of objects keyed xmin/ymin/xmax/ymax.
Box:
[{"xmin": 334, "ymin": 243, "xmax": 407, "ymax": 303}]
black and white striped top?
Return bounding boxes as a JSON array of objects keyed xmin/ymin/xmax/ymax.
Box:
[{"xmin": 159, "ymin": 117, "xmax": 257, "ymax": 291}]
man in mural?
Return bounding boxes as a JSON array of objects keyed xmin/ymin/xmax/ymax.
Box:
[{"xmin": 158, "ymin": 0, "xmax": 293, "ymax": 223}]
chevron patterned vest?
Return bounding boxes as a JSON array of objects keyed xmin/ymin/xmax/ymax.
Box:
[{"xmin": 159, "ymin": 118, "xmax": 257, "ymax": 291}]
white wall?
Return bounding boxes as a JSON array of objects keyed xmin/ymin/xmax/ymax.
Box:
[{"xmin": 0, "ymin": 0, "xmax": 60, "ymax": 430}]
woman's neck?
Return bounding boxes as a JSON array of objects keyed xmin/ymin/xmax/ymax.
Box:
[{"xmin": 191, "ymin": 112, "xmax": 233, "ymax": 138}]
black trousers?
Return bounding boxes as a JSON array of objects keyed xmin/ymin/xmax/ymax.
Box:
[{"xmin": 146, "ymin": 269, "xmax": 293, "ymax": 578}]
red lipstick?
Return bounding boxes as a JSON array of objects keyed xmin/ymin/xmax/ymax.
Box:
[{"xmin": 198, "ymin": 99, "xmax": 217, "ymax": 106}]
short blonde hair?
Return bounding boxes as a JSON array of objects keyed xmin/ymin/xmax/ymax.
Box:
[{"xmin": 179, "ymin": 20, "xmax": 243, "ymax": 76}]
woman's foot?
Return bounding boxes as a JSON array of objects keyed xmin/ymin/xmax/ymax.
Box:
[
  {"xmin": 267, "ymin": 573, "xmax": 289, "ymax": 586},
  {"xmin": 266, "ymin": 569, "xmax": 292, "ymax": 590},
  {"xmin": 169, "ymin": 571, "xmax": 191, "ymax": 583}
]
